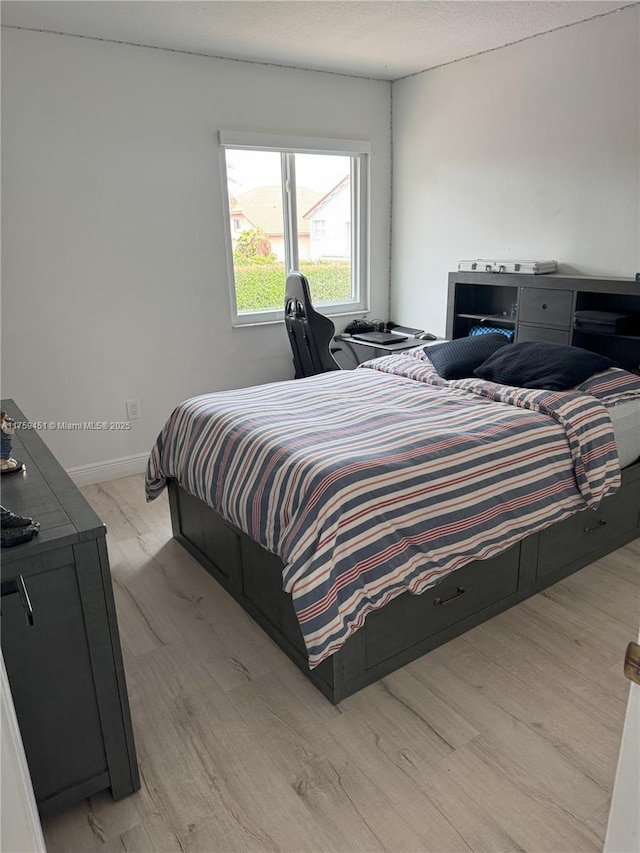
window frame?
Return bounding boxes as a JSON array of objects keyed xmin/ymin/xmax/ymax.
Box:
[{"xmin": 218, "ymin": 131, "xmax": 370, "ymax": 327}]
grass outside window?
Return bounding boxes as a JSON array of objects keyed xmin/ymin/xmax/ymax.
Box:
[{"xmin": 235, "ymin": 261, "xmax": 352, "ymax": 312}]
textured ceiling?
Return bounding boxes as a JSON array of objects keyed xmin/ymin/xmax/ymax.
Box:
[{"xmin": 2, "ymin": 1, "xmax": 635, "ymax": 80}]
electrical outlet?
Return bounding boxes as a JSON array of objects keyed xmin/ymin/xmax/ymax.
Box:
[{"xmin": 126, "ymin": 399, "xmax": 141, "ymax": 420}]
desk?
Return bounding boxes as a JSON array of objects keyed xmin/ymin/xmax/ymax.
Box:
[{"xmin": 334, "ymin": 335, "xmax": 443, "ymax": 368}]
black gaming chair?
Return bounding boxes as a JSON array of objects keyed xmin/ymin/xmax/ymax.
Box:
[{"xmin": 284, "ymin": 272, "xmax": 341, "ymax": 378}]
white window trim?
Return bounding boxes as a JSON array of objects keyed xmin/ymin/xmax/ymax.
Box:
[{"xmin": 218, "ymin": 131, "xmax": 370, "ymax": 327}]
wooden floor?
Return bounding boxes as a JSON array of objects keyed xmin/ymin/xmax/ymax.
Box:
[{"xmin": 42, "ymin": 474, "xmax": 639, "ymax": 853}]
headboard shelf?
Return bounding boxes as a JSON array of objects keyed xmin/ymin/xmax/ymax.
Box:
[{"xmin": 447, "ymin": 272, "xmax": 640, "ymax": 370}]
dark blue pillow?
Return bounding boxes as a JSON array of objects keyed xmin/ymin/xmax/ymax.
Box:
[
  {"xmin": 474, "ymin": 342, "xmax": 614, "ymax": 390},
  {"xmin": 425, "ymin": 334, "xmax": 510, "ymax": 380}
]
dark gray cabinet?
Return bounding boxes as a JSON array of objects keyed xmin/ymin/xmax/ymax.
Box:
[
  {"xmin": 447, "ymin": 272, "xmax": 640, "ymax": 371},
  {"xmin": 1, "ymin": 400, "xmax": 139, "ymax": 817}
]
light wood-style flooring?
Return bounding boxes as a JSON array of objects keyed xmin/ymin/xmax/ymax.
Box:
[{"xmin": 42, "ymin": 474, "xmax": 639, "ymax": 853}]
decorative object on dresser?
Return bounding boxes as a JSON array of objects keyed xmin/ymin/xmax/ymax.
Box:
[
  {"xmin": 0, "ymin": 400, "xmax": 139, "ymax": 817},
  {"xmin": 1, "ymin": 409, "xmax": 25, "ymax": 475},
  {"xmin": 1, "ymin": 506, "xmax": 41, "ymax": 548}
]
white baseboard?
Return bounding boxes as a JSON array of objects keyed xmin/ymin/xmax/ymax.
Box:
[{"xmin": 67, "ymin": 452, "xmax": 149, "ymax": 487}]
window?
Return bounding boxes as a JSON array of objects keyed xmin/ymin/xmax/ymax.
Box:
[
  {"xmin": 219, "ymin": 131, "xmax": 369, "ymax": 326},
  {"xmin": 311, "ymin": 220, "xmax": 326, "ymax": 240}
]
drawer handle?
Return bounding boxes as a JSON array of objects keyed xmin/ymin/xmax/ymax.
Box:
[
  {"xmin": 583, "ymin": 519, "xmax": 606, "ymax": 534},
  {"xmin": 434, "ymin": 587, "xmax": 466, "ymax": 606},
  {"xmin": 542, "ymin": 303, "xmax": 548, "ymax": 310},
  {"xmin": 0, "ymin": 575, "xmax": 34, "ymax": 626}
]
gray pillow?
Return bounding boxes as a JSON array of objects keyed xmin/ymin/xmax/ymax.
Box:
[{"xmin": 426, "ymin": 334, "xmax": 510, "ymax": 380}]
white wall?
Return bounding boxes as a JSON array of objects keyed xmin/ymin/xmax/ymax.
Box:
[
  {"xmin": 1, "ymin": 29, "xmax": 391, "ymax": 474},
  {"xmin": 391, "ymin": 7, "xmax": 640, "ymax": 335},
  {"xmin": 1, "ymin": 656, "xmax": 46, "ymax": 853}
]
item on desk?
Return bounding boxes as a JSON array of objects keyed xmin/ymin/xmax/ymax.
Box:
[
  {"xmin": 386, "ymin": 323, "xmax": 425, "ymax": 338},
  {"xmin": 458, "ymin": 259, "xmax": 557, "ymax": 275},
  {"xmin": 351, "ymin": 331, "xmax": 408, "ymax": 345},
  {"xmin": 416, "ymin": 332, "xmax": 437, "ymax": 341},
  {"xmin": 343, "ymin": 319, "xmax": 385, "ymax": 334}
]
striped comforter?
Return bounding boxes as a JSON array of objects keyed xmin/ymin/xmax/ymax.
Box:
[{"xmin": 146, "ymin": 351, "xmax": 622, "ymax": 668}]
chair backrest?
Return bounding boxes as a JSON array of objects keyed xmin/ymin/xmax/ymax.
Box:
[{"xmin": 284, "ymin": 272, "xmax": 340, "ymax": 378}]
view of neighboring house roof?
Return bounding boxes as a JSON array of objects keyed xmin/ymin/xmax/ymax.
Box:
[
  {"xmin": 230, "ymin": 186, "xmax": 323, "ymax": 236},
  {"xmin": 303, "ymin": 175, "xmax": 350, "ymax": 219}
]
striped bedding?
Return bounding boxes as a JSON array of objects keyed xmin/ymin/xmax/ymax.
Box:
[{"xmin": 146, "ymin": 350, "xmax": 623, "ymax": 668}]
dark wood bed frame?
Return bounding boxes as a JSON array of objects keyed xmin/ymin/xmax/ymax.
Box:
[
  {"xmin": 168, "ymin": 462, "xmax": 640, "ymax": 704},
  {"xmin": 167, "ymin": 273, "xmax": 640, "ymax": 703}
]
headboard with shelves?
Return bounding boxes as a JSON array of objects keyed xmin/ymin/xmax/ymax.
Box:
[{"xmin": 446, "ymin": 272, "xmax": 640, "ymax": 371}]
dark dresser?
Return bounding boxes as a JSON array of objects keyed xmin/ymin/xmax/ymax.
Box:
[{"xmin": 0, "ymin": 400, "xmax": 139, "ymax": 817}]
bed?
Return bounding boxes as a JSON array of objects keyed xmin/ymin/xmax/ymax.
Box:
[{"xmin": 146, "ymin": 345, "xmax": 640, "ymax": 703}]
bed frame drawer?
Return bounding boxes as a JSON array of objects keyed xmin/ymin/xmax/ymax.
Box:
[
  {"xmin": 175, "ymin": 488, "xmax": 243, "ymax": 590},
  {"xmin": 537, "ymin": 483, "xmax": 640, "ymax": 579},
  {"xmin": 364, "ymin": 545, "xmax": 521, "ymax": 669},
  {"xmin": 168, "ymin": 472, "xmax": 640, "ymax": 704},
  {"xmin": 241, "ymin": 536, "xmax": 308, "ymax": 656}
]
